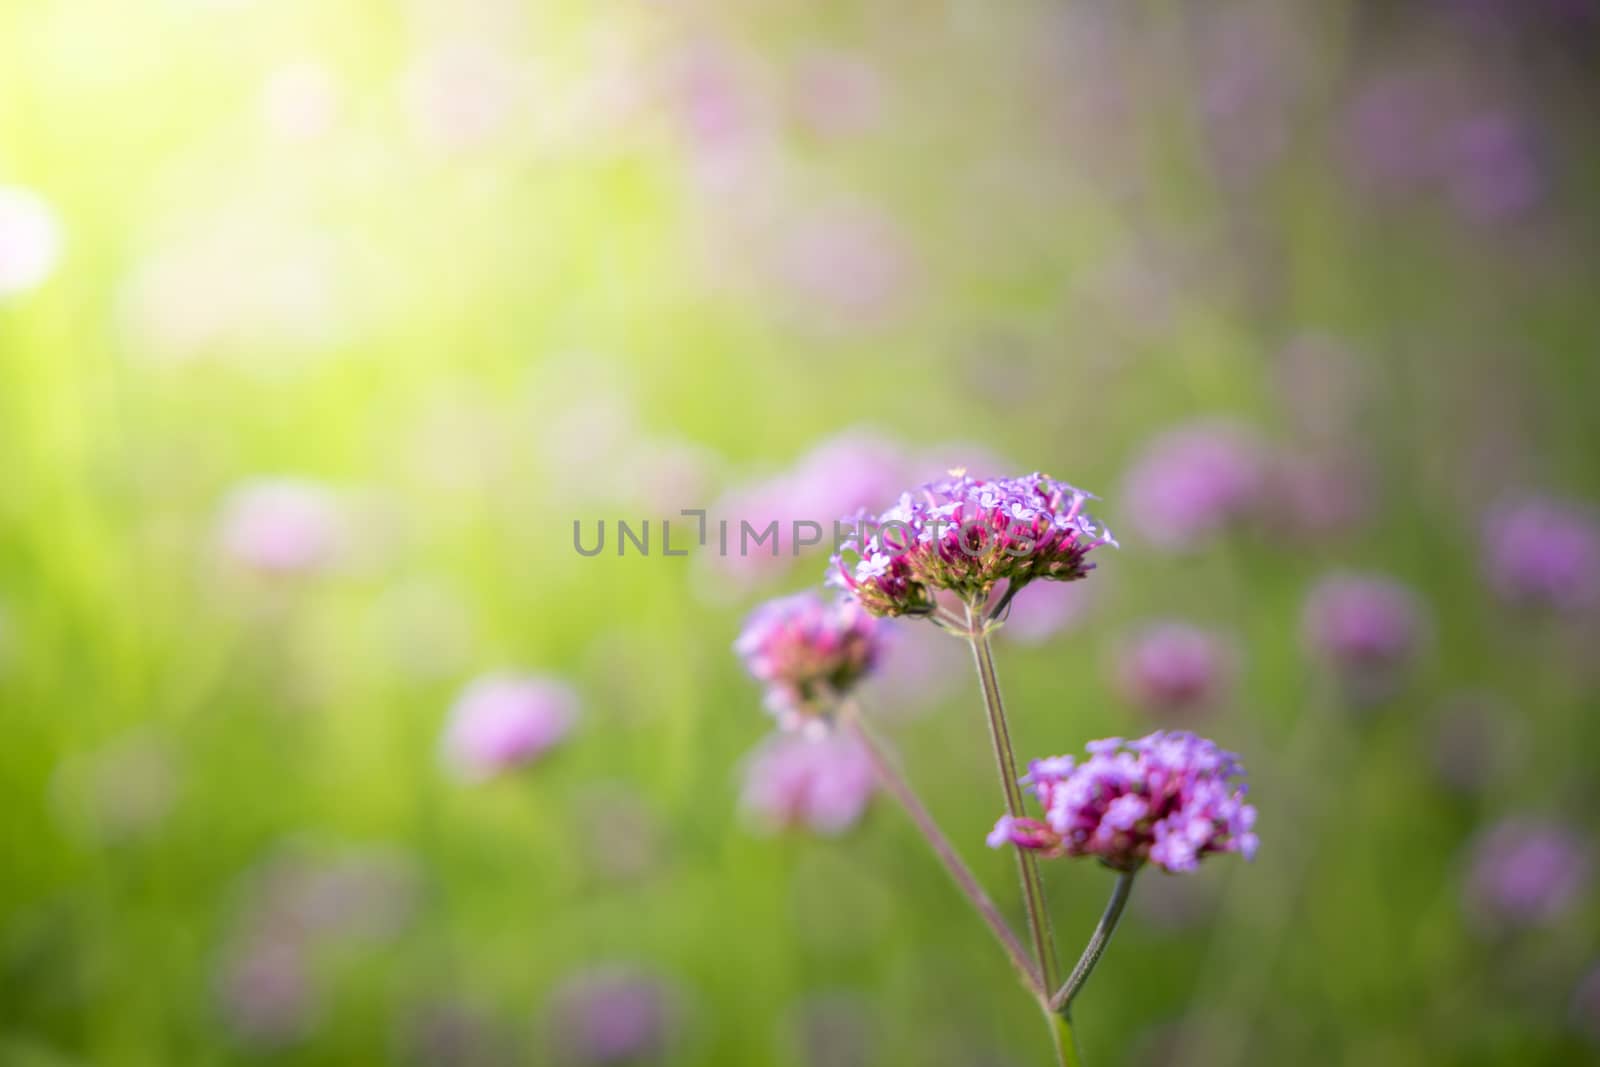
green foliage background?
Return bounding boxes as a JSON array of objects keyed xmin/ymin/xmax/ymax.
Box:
[{"xmin": 2, "ymin": 1, "xmax": 1597, "ymax": 1064}]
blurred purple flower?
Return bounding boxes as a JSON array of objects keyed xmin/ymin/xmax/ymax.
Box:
[
  {"xmin": 441, "ymin": 675, "xmax": 577, "ymax": 782},
  {"xmin": 1302, "ymin": 573, "xmax": 1428, "ymax": 704},
  {"xmin": 1484, "ymin": 494, "xmax": 1600, "ymax": 613},
  {"xmin": 1464, "ymin": 817, "xmax": 1593, "ymax": 931},
  {"xmin": 218, "ymin": 478, "xmax": 345, "ymax": 576},
  {"xmin": 1121, "ymin": 421, "xmax": 1266, "ymax": 553},
  {"xmin": 216, "ymin": 940, "xmax": 315, "ymax": 1048},
  {"xmin": 735, "ymin": 592, "xmax": 883, "ymax": 732},
  {"xmin": 1343, "ymin": 72, "xmax": 1455, "ymax": 197},
  {"xmin": 1261, "ymin": 450, "xmax": 1375, "ymax": 541},
  {"xmin": 255, "ymin": 846, "xmax": 424, "ymax": 944},
  {"xmin": 988, "ymin": 731, "xmax": 1258, "ymax": 874},
  {"xmin": 1441, "ymin": 111, "xmax": 1544, "ymax": 225},
  {"xmin": 706, "ymin": 429, "xmax": 912, "ymax": 586},
  {"xmin": 0, "ymin": 185, "xmax": 63, "ymax": 298},
  {"xmin": 790, "ymin": 52, "xmax": 885, "ymax": 139},
  {"xmin": 773, "ymin": 205, "xmax": 915, "ymax": 328},
  {"xmin": 998, "ymin": 579, "xmax": 1095, "ymax": 646},
  {"xmin": 739, "ymin": 732, "xmax": 876, "ymax": 837},
  {"xmin": 545, "ymin": 966, "xmax": 680, "ymax": 1065},
  {"xmin": 860, "ymin": 618, "xmax": 963, "ymax": 714},
  {"xmin": 1115, "ymin": 622, "xmax": 1236, "ymax": 719}
]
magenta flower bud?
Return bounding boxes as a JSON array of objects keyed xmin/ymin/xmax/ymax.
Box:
[
  {"xmin": 829, "ymin": 471, "xmax": 1114, "ymax": 619},
  {"xmin": 988, "ymin": 731, "xmax": 1257, "ymax": 874},
  {"xmin": 1464, "ymin": 817, "xmax": 1593, "ymax": 931},
  {"xmin": 440, "ymin": 675, "xmax": 577, "ymax": 782},
  {"xmin": 1120, "ymin": 421, "xmax": 1266, "ymax": 553},
  {"xmin": 1301, "ymin": 572, "xmax": 1428, "ymax": 705},
  {"xmin": 735, "ymin": 592, "xmax": 883, "ymax": 731},
  {"xmin": 739, "ymin": 732, "xmax": 876, "ymax": 836},
  {"xmin": 218, "ymin": 478, "xmax": 345, "ymax": 576},
  {"xmin": 1115, "ymin": 622, "xmax": 1236, "ymax": 719},
  {"xmin": 545, "ymin": 966, "xmax": 680, "ymax": 1065},
  {"xmin": 1484, "ymin": 494, "xmax": 1600, "ymax": 613}
]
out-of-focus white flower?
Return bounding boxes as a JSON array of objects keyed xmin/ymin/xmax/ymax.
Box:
[
  {"xmin": 0, "ymin": 186, "xmax": 63, "ymax": 298},
  {"xmin": 261, "ymin": 62, "xmax": 342, "ymax": 142}
]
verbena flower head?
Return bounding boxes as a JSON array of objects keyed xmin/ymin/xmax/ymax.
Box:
[
  {"xmin": 828, "ymin": 472, "xmax": 1115, "ymax": 619},
  {"xmin": 987, "ymin": 731, "xmax": 1257, "ymax": 874},
  {"xmin": 1116, "ymin": 622, "xmax": 1236, "ymax": 718},
  {"xmin": 440, "ymin": 675, "xmax": 577, "ymax": 782},
  {"xmin": 734, "ymin": 592, "xmax": 883, "ymax": 731},
  {"xmin": 1484, "ymin": 494, "xmax": 1600, "ymax": 613},
  {"xmin": 1463, "ymin": 816, "xmax": 1593, "ymax": 931},
  {"xmin": 739, "ymin": 732, "xmax": 876, "ymax": 836},
  {"xmin": 1302, "ymin": 572, "xmax": 1428, "ymax": 704},
  {"xmin": 1121, "ymin": 421, "xmax": 1266, "ymax": 553}
]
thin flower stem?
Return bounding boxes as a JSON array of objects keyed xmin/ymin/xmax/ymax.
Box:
[
  {"xmin": 840, "ymin": 705, "xmax": 1043, "ymax": 998},
  {"xmin": 1050, "ymin": 870, "xmax": 1137, "ymax": 1014},
  {"xmin": 963, "ymin": 604, "xmax": 1076, "ymax": 1064}
]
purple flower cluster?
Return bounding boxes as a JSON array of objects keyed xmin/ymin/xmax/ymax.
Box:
[
  {"xmin": 1484, "ymin": 495, "xmax": 1600, "ymax": 613},
  {"xmin": 987, "ymin": 731, "xmax": 1258, "ymax": 874},
  {"xmin": 734, "ymin": 592, "xmax": 883, "ymax": 730},
  {"xmin": 828, "ymin": 472, "xmax": 1115, "ymax": 619}
]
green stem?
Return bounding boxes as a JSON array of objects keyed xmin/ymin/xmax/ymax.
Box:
[
  {"xmin": 840, "ymin": 705, "xmax": 1043, "ymax": 997},
  {"xmin": 1051, "ymin": 870, "xmax": 1137, "ymax": 1013},
  {"xmin": 964, "ymin": 605, "xmax": 1074, "ymax": 1063}
]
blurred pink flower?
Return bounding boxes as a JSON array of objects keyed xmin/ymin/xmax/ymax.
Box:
[
  {"xmin": 1484, "ymin": 494, "xmax": 1600, "ymax": 613},
  {"xmin": 1115, "ymin": 622, "xmax": 1236, "ymax": 719},
  {"xmin": 1261, "ymin": 450, "xmax": 1376, "ymax": 541},
  {"xmin": 403, "ymin": 40, "xmax": 525, "ymax": 152},
  {"xmin": 1302, "ymin": 572, "xmax": 1428, "ymax": 705},
  {"xmin": 261, "ymin": 61, "xmax": 341, "ymax": 142},
  {"xmin": 216, "ymin": 940, "xmax": 314, "ymax": 1048},
  {"xmin": 0, "ymin": 186, "xmax": 63, "ymax": 298},
  {"xmin": 441, "ymin": 675, "xmax": 577, "ymax": 782},
  {"xmin": 739, "ymin": 732, "xmax": 876, "ymax": 836},
  {"xmin": 1121, "ymin": 420, "xmax": 1267, "ymax": 552},
  {"xmin": 790, "ymin": 52, "xmax": 885, "ymax": 139},
  {"xmin": 999, "ymin": 579, "xmax": 1095, "ymax": 645},
  {"xmin": 545, "ymin": 966, "xmax": 681, "ymax": 1065},
  {"xmin": 218, "ymin": 479, "xmax": 345, "ymax": 576},
  {"xmin": 1464, "ymin": 817, "xmax": 1593, "ymax": 931},
  {"xmin": 773, "ymin": 205, "xmax": 916, "ymax": 328}
]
